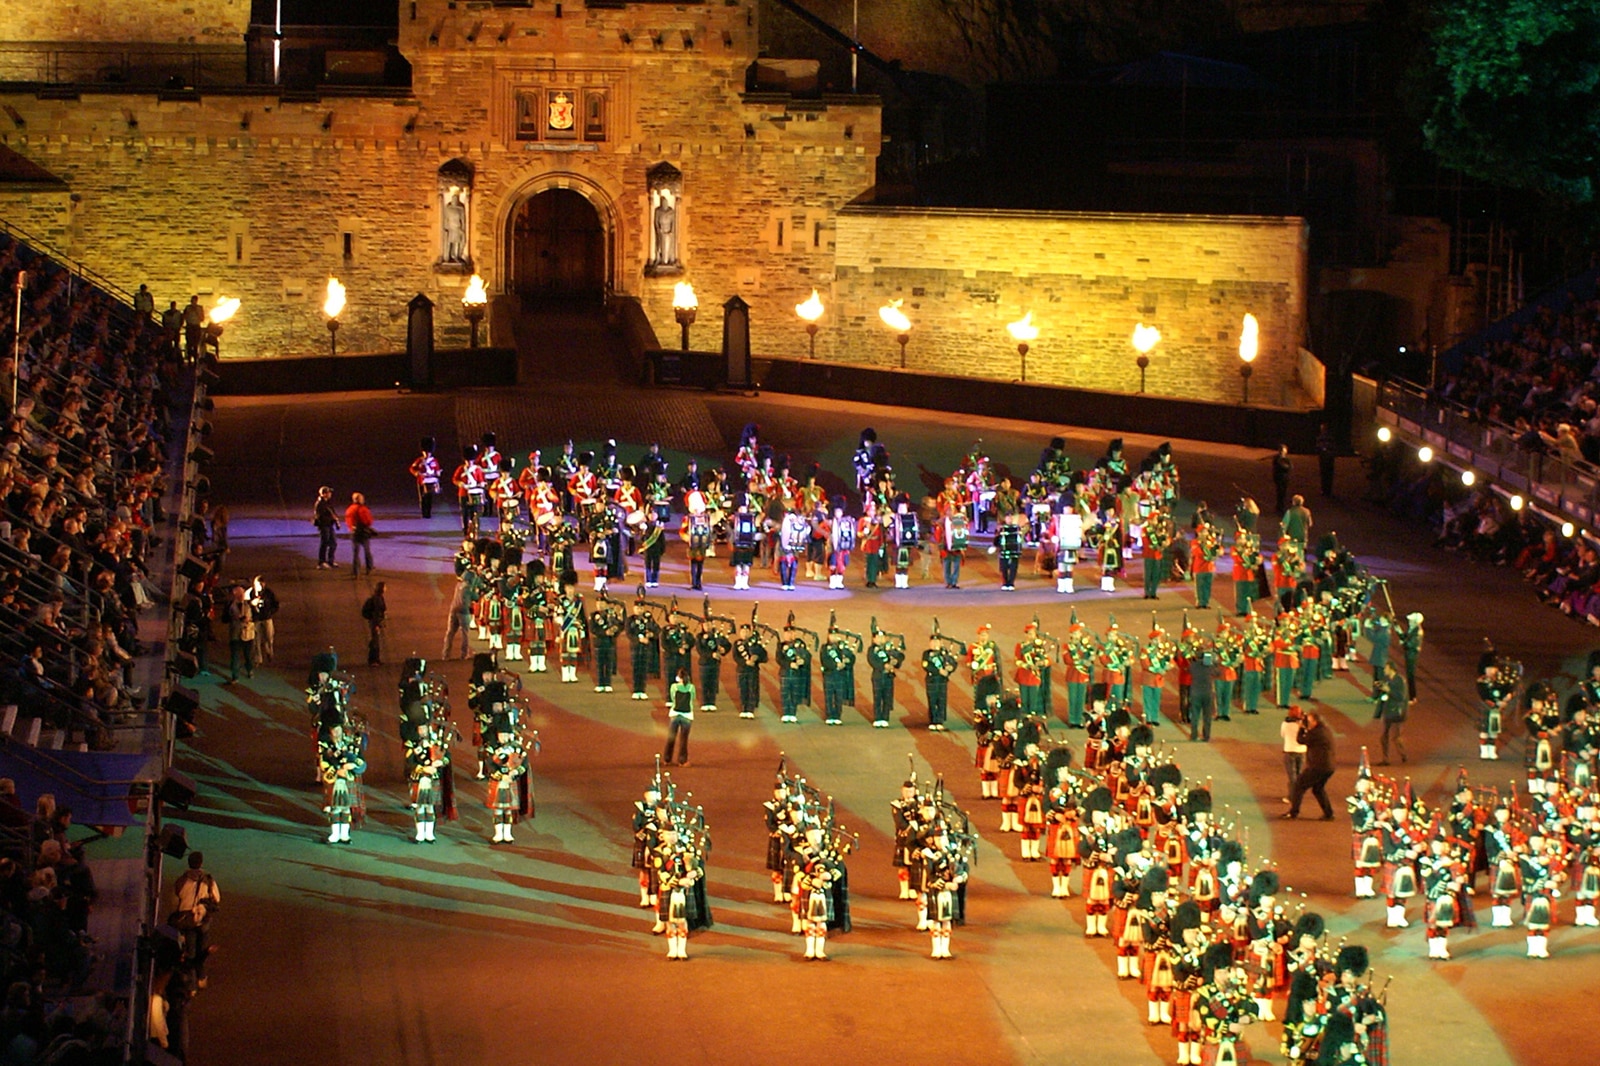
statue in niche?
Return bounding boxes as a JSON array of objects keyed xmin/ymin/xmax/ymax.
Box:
[
  {"xmin": 442, "ymin": 187, "xmax": 468, "ymax": 263},
  {"xmin": 436, "ymin": 159, "xmax": 475, "ymax": 271},
  {"xmin": 653, "ymin": 189, "xmax": 678, "ymax": 267},
  {"xmin": 645, "ymin": 162, "xmax": 683, "ymax": 276}
]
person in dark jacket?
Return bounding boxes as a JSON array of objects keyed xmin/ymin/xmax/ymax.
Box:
[
  {"xmin": 1271, "ymin": 445, "xmax": 1292, "ymax": 514},
  {"xmin": 1283, "ymin": 711, "xmax": 1336, "ymax": 819},
  {"xmin": 1188, "ymin": 650, "xmax": 1216, "ymax": 742},
  {"xmin": 361, "ymin": 582, "xmax": 387, "ymax": 666}
]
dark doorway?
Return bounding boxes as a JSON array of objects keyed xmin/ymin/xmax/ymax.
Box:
[{"xmin": 511, "ymin": 188, "xmax": 605, "ymax": 303}]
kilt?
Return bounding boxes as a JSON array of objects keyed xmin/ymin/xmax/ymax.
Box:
[
  {"xmin": 1354, "ymin": 832, "xmax": 1382, "ymax": 867},
  {"xmin": 933, "ymin": 888, "xmax": 955, "ymax": 923},
  {"xmin": 766, "ymin": 835, "xmax": 786, "ymax": 873},
  {"xmin": 1523, "ymin": 894, "xmax": 1553, "ymax": 929},
  {"xmin": 1427, "ymin": 894, "xmax": 1457, "ymax": 928},
  {"xmin": 1047, "ymin": 822, "xmax": 1079, "ymax": 860},
  {"xmin": 1385, "ymin": 863, "xmax": 1417, "ymax": 899},
  {"xmin": 1087, "ymin": 866, "xmax": 1113, "ymax": 905}
]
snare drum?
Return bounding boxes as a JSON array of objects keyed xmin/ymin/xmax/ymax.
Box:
[{"xmin": 626, "ymin": 509, "xmax": 647, "ymax": 529}]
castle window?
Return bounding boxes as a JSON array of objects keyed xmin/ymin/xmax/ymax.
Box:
[{"xmin": 584, "ymin": 91, "xmax": 607, "ymax": 141}]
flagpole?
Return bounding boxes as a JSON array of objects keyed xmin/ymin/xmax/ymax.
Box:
[{"xmin": 10, "ymin": 270, "xmax": 22, "ymax": 412}]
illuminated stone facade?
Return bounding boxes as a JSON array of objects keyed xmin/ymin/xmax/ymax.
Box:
[{"xmin": 0, "ymin": 1, "xmax": 1308, "ymax": 404}]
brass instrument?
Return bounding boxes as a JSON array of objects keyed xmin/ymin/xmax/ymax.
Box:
[
  {"xmin": 785, "ymin": 609, "xmax": 820, "ymax": 651},
  {"xmin": 826, "ymin": 609, "xmax": 864, "ymax": 653},
  {"xmin": 870, "ymin": 616, "xmax": 906, "ymax": 654}
]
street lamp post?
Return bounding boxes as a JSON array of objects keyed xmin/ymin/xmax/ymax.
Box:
[
  {"xmin": 1131, "ymin": 322, "xmax": 1160, "ymax": 393},
  {"xmin": 879, "ymin": 299, "xmax": 911, "ymax": 368},
  {"xmin": 795, "ymin": 289, "xmax": 824, "ymax": 359},
  {"xmin": 1006, "ymin": 311, "xmax": 1039, "ymax": 382},
  {"xmin": 324, "ymin": 277, "xmax": 346, "ymax": 356},
  {"xmin": 672, "ymin": 282, "xmax": 698, "ymax": 352},
  {"xmin": 462, "ymin": 274, "xmax": 488, "ymax": 350},
  {"xmin": 1238, "ymin": 311, "xmax": 1258, "ymax": 405}
]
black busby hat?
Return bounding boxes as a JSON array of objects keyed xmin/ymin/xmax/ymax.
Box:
[
  {"xmin": 831, "ymin": 494, "xmax": 847, "ymax": 512},
  {"xmin": 1184, "ymin": 788, "xmax": 1212, "ymax": 817},
  {"xmin": 1566, "ymin": 693, "xmax": 1588, "ymax": 721},
  {"xmin": 1128, "ymin": 724, "xmax": 1154, "ymax": 750},
  {"xmin": 1249, "ymin": 870, "xmax": 1280, "ymax": 903},
  {"xmin": 578, "ymin": 450, "xmax": 594, "ymax": 466},
  {"xmin": 807, "ymin": 461, "xmax": 821, "ymax": 481},
  {"xmin": 1219, "ymin": 839, "xmax": 1245, "ymax": 866},
  {"xmin": 1201, "ymin": 943, "xmax": 1234, "ymax": 980},
  {"xmin": 481, "ymin": 431, "xmax": 496, "ymax": 447},
  {"xmin": 1049, "ymin": 436, "xmax": 1065, "ymax": 451},
  {"xmin": 1107, "ymin": 437, "xmax": 1124, "ymax": 454},
  {"xmin": 1043, "ymin": 746, "xmax": 1075, "ymax": 781},
  {"xmin": 860, "ymin": 428, "xmax": 877, "ymax": 445},
  {"xmin": 758, "ymin": 444, "xmax": 774, "ymax": 463},
  {"xmin": 1082, "ymin": 786, "xmax": 1114, "ymax": 815},
  {"xmin": 1170, "ymin": 900, "xmax": 1202, "ymax": 938},
  {"xmin": 1317, "ymin": 1014, "xmax": 1358, "ymax": 1066},
  {"xmin": 1336, "ymin": 944, "xmax": 1368, "ymax": 975},
  {"xmin": 1149, "ymin": 763, "xmax": 1182, "ymax": 791},
  {"xmin": 603, "ymin": 438, "xmax": 617, "ymax": 456},
  {"xmin": 525, "ymin": 559, "xmax": 546, "ymax": 581},
  {"xmin": 1293, "ymin": 912, "xmax": 1325, "ymax": 941},
  {"xmin": 740, "ymin": 421, "xmax": 760, "ymax": 443},
  {"xmin": 471, "ymin": 652, "xmax": 498, "ymax": 676},
  {"xmin": 1478, "ymin": 639, "xmax": 1498, "ymax": 674},
  {"xmin": 1112, "ymin": 827, "xmax": 1144, "ymax": 863},
  {"xmin": 401, "ymin": 656, "xmax": 426, "ymax": 679},
  {"xmin": 308, "ymin": 651, "xmax": 338, "ymax": 682},
  {"xmin": 1140, "ymin": 865, "xmax": 1169, "ymax": 894},
  {"xmin": 1107, "ymin": 708, "xmax": 1133, "ymax": 734},
  {"xmin": 1287, "ymin": 969, "xmax": 1319, "ymax": 1022},
  {"xmin": 420, "ymin": 436, "xmax": 435, "ymax": 451},
  {"xmin": 538, "ymin": 465, "xmax": 553, "ymax": 481},
  {"xmin": 777, "ymin": 452, "xmax": 791, "ymax": 471},
  {"xmin": 462, "ymin": 444, "xmax": 479, "ymax": 461}
]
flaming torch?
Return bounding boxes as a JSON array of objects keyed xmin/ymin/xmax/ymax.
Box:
[
  {"xmin": 1238, "ymin": 312, "xmax": 1259, "ymax": 405},
  {"xmin": 879, "ymin": 299, "xmax": 912, "ymax": 368},
  {"xmin": 324, "ymin": 277, "xmax": 346, "ymax": 356},
  {"xmin": 462, "ymin": 274, "xmax": 488, "ymax": 350},
  {"xmin": 1007, "ymin": 311, "xmax": 1039, "ymax": 382},
  {"xmin": 795, "ymin": 289, "xmax": 824, "ymax": 360},
  {"xmin": 672, "ymin": 282, "xmax": 698, "ymax": 352},
  {"xmin": 1131, "ymin": 322, "xmax": 1160, "ymax": 393},
  {"xmin": 204, "ymin": 296, "xmax": 240, "ymax": 359}
]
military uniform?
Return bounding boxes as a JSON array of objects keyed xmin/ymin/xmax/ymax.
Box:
[
  {"xmin": 868, "ymin": 634, "xmax": 905, "ymax": 727},
  {"xmin": 590, "ymin": 596, "xmax": 624, "ymax": 692},
  {"xmin": 409, "ymin": 437, "xmax": 443, "ymax": 518},
  {"xmin": 779, "ymin": 631, "xmax": 813, "ymax": 723},
  {"xmin": 733, "ymin": 626, "xmax": 768, "ymax": 718},
  {"xmin": 819, "ymin": 636, "xmax": 856, "ymax": 725},
  {"xmin": 695, "ymin": 624, "xmax": 731, "ymax": 711}
]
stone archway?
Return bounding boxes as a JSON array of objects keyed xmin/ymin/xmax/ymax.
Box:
[{"xmin": 503, "ymin": 178, "xmax": 617, "ymax": 305}]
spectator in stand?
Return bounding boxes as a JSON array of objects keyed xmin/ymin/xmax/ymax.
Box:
[
  {"xmin": 161, "ymin": 300, "xmax": 183, "ymax": 358},
  {"xmin": 345, "ymin": 491, "xmax": 375, "ymax": 576},
  {"xmin": 313, "ymin": 486, "xmax": 340, "ymax": 569},
  {"xmin": 181, "ymin": 295, "xmax": 205, "ymax": 362}
]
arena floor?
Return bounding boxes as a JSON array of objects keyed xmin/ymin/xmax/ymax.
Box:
[{"xmin": 178, "ymin": 382, "xmax": 1592, "ymax": 1066}]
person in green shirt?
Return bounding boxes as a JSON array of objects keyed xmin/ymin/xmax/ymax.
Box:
[{"xmin": 664, "ymin": 671, "xmax": 696, "ymax": 766}]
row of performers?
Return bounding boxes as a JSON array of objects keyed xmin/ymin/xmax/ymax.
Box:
[
  {"xmin": 422, "ymin": 429, "xmax": 1198, "ymax": 594},
  {"xmin": 306, "ymin": 650, "xmax": 539, "ymax": 845},
  {"xmin": 1347, "ymin": 747, "xmax": 1600, "ymax": 960},
  {"xmin": 452, "ymin": 533, "xmax": 1398, "ymax": 741},
  {"xmin": 629, "ymin": 764, "xmax": 713, "ymax": 961},
  {"xmin": 958, "ymin": 699, "xmax": 1389, "ymax": 1066}
]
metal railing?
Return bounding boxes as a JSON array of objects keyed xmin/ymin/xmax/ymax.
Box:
[
  {"xmin": 0, "ymin": 43, "xmax": 246, "ymax": 90},
  {"xmin": 1375, "ymin": 378, "xmax": 1600, "ymax": 526}
]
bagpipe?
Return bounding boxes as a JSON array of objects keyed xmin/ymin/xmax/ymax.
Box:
[
  {"xmin": 785, "ymin": 609, "xmax": 821, "ymax": 652},
  {"xmin": 870, "ymin": 616, "xmax": 906, "ymax": 656},
  {"xmin": 421, "ymin": 670, "xmax": 460, "ymax": 744},
  {"xmin": 701, "ymin": 595, "xmax": 737, "ymax": 639},
  {"xmin": 929, "ymin": 617, "xmax": 967, "ymax": 659},
  {"xmin": 826, "ymin": 609, "xmax": 864, "ymax": 654},
  {"xmin": 1033, "ymin": 613, "xmax": 1061, "ymax": 665},
  {"xmin": 749, "ymin": 602, "xmax": 781, "ymax": 646},
  {"xmin": 634, "ymin": 583, "xmax": 672, "ymax": 626}
]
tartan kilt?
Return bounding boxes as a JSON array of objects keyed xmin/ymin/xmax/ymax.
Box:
[
  {"xmin": 766, "ymin": 836, "xmax": 785, "ymax": 873},
  {"xmin": 1384, "ymin": 863, "xmax": 1417, "ymax": 899},
  {"xmin": 1171, "ymin": 989, "xmax": 1198, "ymax": 1036},
  {"xmin": 933, "ymin": 888, "xmax": 955, "ymax": 923},
  {"xmin": 1524, "ymin": 894, "xmax": 1554, "ymax": 929},
  {"xmin": 1046, "ymin": 822, "xmax": 1079, "ymax": 860},
  {"xmin": 1109, "ymin": 906, "xmax": 1130, "ymax": 942},
  {"xmin": 1366, "ymin": 1022, "xmax": 1390, "ymax": 1066},
  {"xmin": 1427, "ymin": 894, "xmax": 1457, "ymax": 928},
  {"xmin": 1087, "ymin": 865, "xmax": 1113, "ymax": 904},
  {"xmin": 1353, "ymin": 832, "xmax": 1382, "ymax": 867},
  {"xmin": 1146, "ymin": 949, "xmax": 1175, "ymax": 991}
]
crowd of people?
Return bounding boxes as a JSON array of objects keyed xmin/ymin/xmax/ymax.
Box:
[
  {"xmin": 1435, "ymin": 283, "xmax": 1600, "ymax": 466},
  {"xmin": 1, "ymin": 237, "xmax": 210, "ymax": 1061},
  {"xmin": 0, "ymin": 233, "xmax": 183, "ymax": 750}
]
